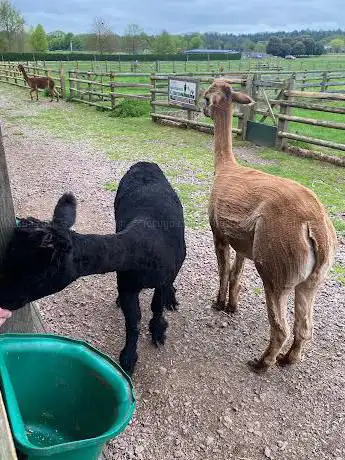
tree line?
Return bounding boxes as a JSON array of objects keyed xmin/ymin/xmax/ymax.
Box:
[{"xmin": 0, "ymin": 0, "xmax": 344, "ymax": 55}]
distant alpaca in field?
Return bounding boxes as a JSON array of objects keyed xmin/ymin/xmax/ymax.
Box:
[
  {"xmin": 0, "ymin": 162, "xmax": 186, "ymax": 375},
  {"xmin": 17, "ymin": 64, "xmax": 59, "ymax": 102},
  {"xmin": 203, "ymin": 79, "xmax": 337, "ymax": 373}
]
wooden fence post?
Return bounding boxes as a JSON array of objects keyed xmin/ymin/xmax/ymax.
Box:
[
  {"xmin": 75, "ymin": 67, "xmax": 81, "ymax": 99},
  {"xmin": 276, "ymin": 77, "xmax": 295, "ymax": 150},
  {"xmin": 110, "ymin": 72, "xmax": 115, "ymax": 110},
  {"xmin": 321, "ymin": 71, "xmax": 329, "ymax": 93},
  {"xmin": 0, "ymin": 125, "xmax": 44, "ymax": 334},
  {"xmin": 69, "ymin": 70, "xmax": 75, "ymax": 100},
  {"xmin": 239, "ymin": 74, "xmax": 254, "ymax": 140},
  {"xmin": 59, "ymin": 64, "xmax": 65, "ymax": 99},
  {"xmin": 150, "ymin": 74, "xmax": 156, "ymax": 122},
  {"xmin": 87, "ymin": 72, "xmax": 92, "ymax": 106}
]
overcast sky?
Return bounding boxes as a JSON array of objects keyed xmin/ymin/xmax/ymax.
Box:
[{"xmin": 13, "ymin": 0, "xmax": 344, "ymax": 35}]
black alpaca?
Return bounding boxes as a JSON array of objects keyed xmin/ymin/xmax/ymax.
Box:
[{"xmin": 0, "ymin": 162, "xmax": 186, "ymax": 375}]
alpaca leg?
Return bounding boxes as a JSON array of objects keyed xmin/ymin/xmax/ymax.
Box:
[
  {"xmin": 55, "ymin": 89, "xmax": 59, "ymax": 102},
  {"xmin": 119, "ymin": 290, "xmax": 141, "ymax": 375},
  {"xmin": 248, "ymin": 285, "xmax": 290, "ymax": 373},
  {"xmin": 227, "ymin": 252, "xmax": 245, "ymax": 312},
  {"xmin": 213, "ymin": 236, "xmax": 230, "ymax": 311},
  {"xmin": 36, "ymin": 89, "xmax": 38, "ymax": 101},
  {"xmin": 49, "ymin": 88, "xmax": 54, "ymax": 102},
  {"xmin": 278, "ymin": 280, "xmax": 318, "ymax": 366},
  {"xmin": 29, "ymin": 89, "xmax": 34, "ymax": 101},
  {"xmin": 149, "ymin": 288, "xmax": 168, "ymax": 347}
]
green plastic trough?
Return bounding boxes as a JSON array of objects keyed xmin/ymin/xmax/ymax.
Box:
[{"xmin": 0, "ymin": 334, "xmax": 136, "ymax": 460}]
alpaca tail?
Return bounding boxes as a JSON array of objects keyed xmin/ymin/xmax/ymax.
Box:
[
  {"xmin": 306, "ymin": 218, "xmax": 337, "ymax": 283},
  {"xmin": 49, "ymin": 79, "xmax": 59, "ymax": 101}
]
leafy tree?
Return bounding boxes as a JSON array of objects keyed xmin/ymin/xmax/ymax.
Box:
[
  {"xmin": 0, "ymin": 0, "xmax": 24, "ymax": 51},
  {"xmin": 152, "ymin": 31, "xmax": 176, "ymax": 54},
  {"xmin": 300, "ymin": 36, "xmax": 315, "ymax": 55},
  {"xmin": 254, "ymin": 41, "xmax": 267, "ymax": 53},
  {"xmin": 291, "ymin": 41, "xmax": 306, "ymax": 56},
  {"xmin": 279, "ymin": 42, "xmax": 292, "ymax": 57},
  {"xmin": 30, "ymin": 24, "xmax": 48, "ymax": 52},
  {"xmin": 188, "ymin": 34, "xmax": 204, "ymax": 49},
  {"xmin": 241, "ymin": 38, "xmax": 255, "ymax": 51},
  {"xmin": 329, "ymin": 38, "xmax": 345, "ymax": 52},
  {"xmin": 266, "ymin": 37, "xmax": 282, "ymax": 56},
  {"xmin": 314, "ymin": 42, "xmax": 324, "ymax": 55}
]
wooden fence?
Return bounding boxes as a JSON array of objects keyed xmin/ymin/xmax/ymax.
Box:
[
  {"xmin": 0, "ymin": 62, "xmax": 65, "ymax": 98},
  {"xmin": 68, "ymin": 70, "xmax": 152, "ymax": 110},
  {"xmin": 151, "ymin": 73, "xmax": 345, "ymax": 165},
  {"xmin": 0, "ymin": 61, "xmax": 344, "ymax": 163}
]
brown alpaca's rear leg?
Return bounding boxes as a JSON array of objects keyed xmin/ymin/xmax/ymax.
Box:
[
  {"xmin": 277, "ymin": 280, "xmax": 317, "ymax": 366},
  {"xmin": 213, "ymin": 236, "xmax": 230, "ymax": 311},
  {"xmin": 35, "ymin": 88, "xmax": 38, "ymax": 101},
  {"xmin": 248, "ymin": 285, "xmax": 290, "ymax": 373},
  {"xmin": 48, "ymin": 87, "xmax": 54, "ymax": 102},
  {"xmin": 227, "ymin": 252, "xmax": 245, "ymax": 312}
]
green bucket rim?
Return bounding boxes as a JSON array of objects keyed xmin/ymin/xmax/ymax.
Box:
[{"xmin": 0, "ymin": 333, "xmax": 136, "ymax": 455}]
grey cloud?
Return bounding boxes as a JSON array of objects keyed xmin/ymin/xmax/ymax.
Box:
[{"xmin": 13, "ymin": 0, "xmax": 345, "ymax": 34}]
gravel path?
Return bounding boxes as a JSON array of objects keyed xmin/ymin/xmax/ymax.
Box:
[{"xmin": 1, "ymin": 92, "xmax": 345, "ymax": 460}]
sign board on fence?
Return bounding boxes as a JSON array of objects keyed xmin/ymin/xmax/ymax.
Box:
[{"xmin": 168, "ymin": 77, "xmax": 199, "ymax": 110}]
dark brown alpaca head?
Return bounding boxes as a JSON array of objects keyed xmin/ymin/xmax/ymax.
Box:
[
  {"xmin": 203, "ymin": 79, "xmax": 254, "ymax": 119},
  {"xmin": 18, "ymin": 64, "xmax": 25, "ymax": 72}
]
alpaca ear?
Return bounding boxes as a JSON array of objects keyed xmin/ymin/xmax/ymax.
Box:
[
  {"xmin": 232, "ymin": 91, "xmax": 254, "ymax": 105},
  {"xmin": 52, "ymin": 193, "xmax": 77, "ymax": 228}
]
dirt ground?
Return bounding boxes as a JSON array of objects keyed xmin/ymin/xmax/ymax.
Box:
[{"xmin": 1, "ymin": 92, "xmax": 345, "ymax": 460}]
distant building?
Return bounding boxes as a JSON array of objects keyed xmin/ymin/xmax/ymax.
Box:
[
  {"xmin": 183, "ymin": 49, "xmax": 240, "ymax": 55},
  {"xmin": 242, "ymin": 52, "xmax": 270, "ymax": 59}
]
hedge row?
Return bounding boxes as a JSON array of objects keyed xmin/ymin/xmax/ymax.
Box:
[{"xmin": 1, "ymin": 52, "xmax": 241, "ymax": 62}]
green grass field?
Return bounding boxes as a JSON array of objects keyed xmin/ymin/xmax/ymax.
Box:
[
  {"xmin": 1, "ymin": 84, "xmax": 344, "ymax": 235},
  {"xmin": 34, "ymin": 54, "xmax": 345, "ymax": 74}
]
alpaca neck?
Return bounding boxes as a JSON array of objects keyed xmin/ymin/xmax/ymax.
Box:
[
  {"xmin": 72, "ymin": 232, "xmax": 131, "ymax": 277},
  {"xmin": 213, "ymin": 104, "xmax": 236, "ymax": 169},
  {"xmin": 20, "ymin": 67, "xmax": 29, "ymax": 83}
]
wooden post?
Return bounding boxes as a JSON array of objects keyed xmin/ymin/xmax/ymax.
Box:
[
  {"xmin": 239, "ymin": 74, "xmax": 254, "ymax": 140},
  {"xmin": 0, "ymin": 125, "xmax": 44, "ymax": 334},
  {"xmin": 110, "ymin": 72, "xmax": 115, "ymax": 110},
  {"xmin": 87, "ymin": 72, "xmax": 92, "ymax": 106},
  {"xmin": 321, "ymin": 71, "xmax": 329, "ymax": 93},
  {"xmin": 150, "ymin": 75, "xmax": 156, "ymax": 122},
  {"xmin": 69, "ymin": 70, "xmax": 75, "ymax": 100},
  {"xmin": 276, "ymin": 77, "xmax": 295, "ymax": 150},
  {"xmin": 75, "ymin": 67, "xmax": 81, "ymax": 99},
  {"xmin": 59, "ymin": 63, "xmax": 65, "ymax": 99}
]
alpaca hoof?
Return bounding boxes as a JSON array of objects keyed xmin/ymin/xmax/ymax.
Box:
[
  {"xmin": 277, "ymin": 353, "xmax": 300, "ymax": 367},
  {"xmin": 152, "ymin": 334, "xmax": 166, "ymax": 347},
  {"xmin": 119, "ymin": 350, "xmax": 137, "ymax": 376},
  {"xmin": 247, "ymin": 358, "xmax": 270, "ymax": 374},
  {"xmin": 166, "ymin": 303, "xmax": 178, "ymax": 312},
  {"xmin": 212, "ymin": 300, "xmax": 226, "ymax": 311},
  {"xmin": 149, "ymin": 317, "xmax": 168, "ymax": 347},
  {"xmin": 226, "ymin": 301, "xmax": 237, "ymax": 314}
]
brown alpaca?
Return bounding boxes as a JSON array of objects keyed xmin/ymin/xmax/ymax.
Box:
[
  {"xmin": 18, "ymin": 64, "xmax": 59, "ymax": 102},
  {"xmin": 203, "ymin": 79, "xmax": 337, "ymax": 373}
]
